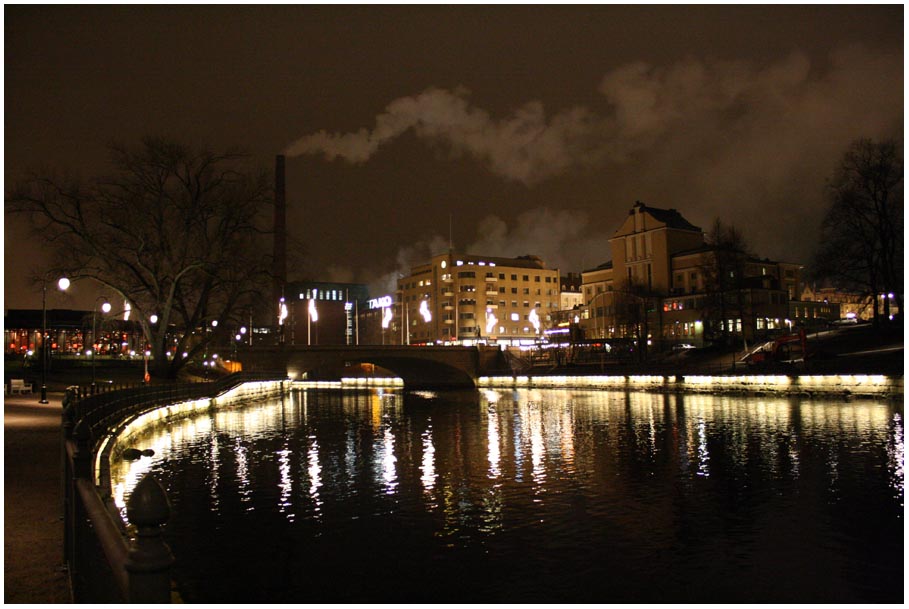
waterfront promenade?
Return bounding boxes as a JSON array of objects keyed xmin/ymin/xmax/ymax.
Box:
[{"xmin": 4, "ymin": 391, "xmax": 71, "ymax": 603}]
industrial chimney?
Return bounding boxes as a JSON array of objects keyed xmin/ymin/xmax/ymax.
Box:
[{"xmin": 273, "ymin": 155, "xmax": 287, "ymax": 308}]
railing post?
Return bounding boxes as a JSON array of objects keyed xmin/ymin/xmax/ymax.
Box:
[
  {"xmin": 72, "ymin": 420, "xmax": 93, "ymax": 481},
  {"xmin": 62, "ymin": 393, "xmax": 76, "ymax": 565},
  {"xmin": 125, "ymin": 475, "xmax": 174, "ymax": 603}
]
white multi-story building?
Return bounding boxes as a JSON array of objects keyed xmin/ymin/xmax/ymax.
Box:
[{"xmin": 397, "ymin": 252, "xmax": 560, "ymax": 345}]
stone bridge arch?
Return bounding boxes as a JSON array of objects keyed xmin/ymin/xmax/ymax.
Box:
[{"xmin": 240, "ymin": 345, "xmax": 510, "ymax": 390}]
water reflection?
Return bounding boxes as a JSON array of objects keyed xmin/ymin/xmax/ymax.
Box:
[
  {"xmin": 111, "ymin": 390, "xmax": 903, "ymax": 519},
  {"xmin": 888, "ymin": 412, "xmax": 904, "ymax": 508},
  {"xmin": 108, "ymin": 387, "xmax": 903, "ymax": 603},
  {"xmin": 420, "ymin": 423, "xmax": 436, "ymax": 491}
]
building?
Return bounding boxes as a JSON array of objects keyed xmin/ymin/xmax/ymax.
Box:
[
  {"xmin": 577, "ymin": 202, "xmax": 809, "ymax": 348},
  {"xmin": 800, "ymin": 285, "xmax": 899, "ymax": 322},
  {"xmin": 4, "ymin": 309, "xmax": 147, "ymax": 357},
  {"xmin": 396, "ymin": 251, "xmax": 561, "ymax": 345},
  {"xmin": 559, "ymin": 273, "xmax": 584, "ymax": 311},
  {"xmin": 281, "ymin": 281, "xmax": 369, "ymax": 346}
]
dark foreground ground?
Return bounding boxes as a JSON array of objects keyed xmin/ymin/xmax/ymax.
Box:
[
  {"xmin": 4, "ymin": 365, "xmax": 151, "ymax": 603},
  {"xmin": 4, "ymin": 391, "xmax": 71, "ymax": 603}
]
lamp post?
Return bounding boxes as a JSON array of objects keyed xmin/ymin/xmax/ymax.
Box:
[
  {"xmin": 307, "ymin": 298, "xmax": 318, "ymax": 346},
  {"xmin": 40, "ymin": 275, "xmax": 70, "ymax": 404},
  {"xmin": 89, "ymin": 299, "xmax": 112, "ymax": 393}
]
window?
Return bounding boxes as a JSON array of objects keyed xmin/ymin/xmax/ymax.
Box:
[
  {"xmin": 534, "ymin": 276, "xmax": 541, "ymax": 282},
  {"xmin": 499, "ymin": 273, "xmax": 505, "ymax": 280},
  {"xmin": 523, "ymin": 275, "xmax": 529, "ymax": 281},
  {"xmin": 511, "ymin": 287, "xmax": 518, "ymax": 294},
  {"xmin": 511, "ymin": 274, "xmax": 517, "ymax": 281},
  {"xmin": 498, "ymin": 286, "xmax": 506, "ymax": 293},
  {"xmin": 459, "ymin": 271, "xmax": 476, "ymax": 278},
  {"xmin": 522, "ymin": 288, "xmax": 529, "ymax": 295}
]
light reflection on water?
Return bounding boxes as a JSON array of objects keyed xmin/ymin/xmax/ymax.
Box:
[{"xmin": 109, "ymin": 388, "xmax": 903, "ymax": 603}]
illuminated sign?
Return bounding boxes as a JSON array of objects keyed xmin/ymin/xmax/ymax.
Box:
[
  {"xmin": 368, "ymin": 296, "xmax": 394, "ymax": 309},
  {"xmin": 382, "ymin": 307, "xmax": 393, "ymax": 329}
]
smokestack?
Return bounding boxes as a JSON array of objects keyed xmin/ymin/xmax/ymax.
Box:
[{"xmin": 273, "ymin": 155, "xmax": 287, "ymax": 307}]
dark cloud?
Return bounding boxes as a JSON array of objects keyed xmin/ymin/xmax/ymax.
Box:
[{"xmin": 288, "ymin": 44, "xmax": 902, "ymax": 278}]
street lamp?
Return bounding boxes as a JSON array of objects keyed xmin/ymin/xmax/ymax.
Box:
[
  {"xmin": 308, "ymin": 298, "xmax": 318, "ymax": 346},
  {"xmin": 40, "ymin": 276, "xmax": 69, "ymax": 404},
  {"xmin": 89, "ymin": 299, "xmax": 112, "ymax": 393}
]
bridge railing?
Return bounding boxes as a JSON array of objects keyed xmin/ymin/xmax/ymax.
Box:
[{"xmin": 62, "ymin": 371, "xmax": 287, "ymax": 603}]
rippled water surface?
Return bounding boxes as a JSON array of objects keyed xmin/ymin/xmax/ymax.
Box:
[{"xmin": 112, "ymin": 388, "xmax": 903, "ymax": 603}]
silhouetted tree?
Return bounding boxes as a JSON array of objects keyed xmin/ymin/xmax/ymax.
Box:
[
  {"xmin": 614, "ymin": 279, "xmax": 664, "ymax": 362},
  {"xmin": 7, "ymin": 137, "xmax": 274, "ymax": 378},
  {"xmin": 699, "ymin": 218, "xmax": 753, "ymax": 346},
  {"xmin": 813, "ymin": 137, "xmax": 903, "ymax": 325}
]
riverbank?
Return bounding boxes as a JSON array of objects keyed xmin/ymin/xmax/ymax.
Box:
[{"xmin": 478, "ymin": 372, "xmax": 903, "ymax": 398}]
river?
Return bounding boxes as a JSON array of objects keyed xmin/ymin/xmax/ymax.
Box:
[{"xmin": 111, "ymin": 387, "xmax": 904, "ymax": 603}]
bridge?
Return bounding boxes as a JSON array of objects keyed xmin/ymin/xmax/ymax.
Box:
[{"xmin": 237, "ymin": 345, "xmax": 513, "ymax": 389}]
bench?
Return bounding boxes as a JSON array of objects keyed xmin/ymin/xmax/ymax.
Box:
[{"xmin": 9, "ymin": 379, "xmax": 31, "ymax": 394}]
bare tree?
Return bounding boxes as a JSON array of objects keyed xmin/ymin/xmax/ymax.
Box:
[
  {"xmin": 699, "ymin": 218, "xmax": 752, "ymax": 346},
  {"xmin": 813, "ymin": 137, "xmax": 903, "ymax": 325},
  {"xmin": 7, "ymin": 137, "xmax": 274, "ymax": 378},
  {"xmin": 614, "ymin": 278, "xmax": 663, "ymax": 362}
]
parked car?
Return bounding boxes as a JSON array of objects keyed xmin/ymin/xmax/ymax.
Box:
[
  {"xmin": 831, "ymin": 317, "xmax": 858, "ymax": 326},
  {"xmin": 672, "ymin": 343, "xmax": 696, "ymax": 351}
]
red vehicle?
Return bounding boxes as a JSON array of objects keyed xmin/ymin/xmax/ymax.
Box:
[{"xmin": 743, "ymin": 329, "xmax": 809, "ymax": 365}]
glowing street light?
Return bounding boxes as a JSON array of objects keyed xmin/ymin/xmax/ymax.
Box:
[
  {"xmin": 90, "ymin": 298, "xmax": 112, "ymax": 393},
  {"xmin": 40, "ymin": 275, "xmax": 69, "ymax": 404},
  {"xmin": 308, "ymin": 298, "xmax": 319, "ymax": 346}
]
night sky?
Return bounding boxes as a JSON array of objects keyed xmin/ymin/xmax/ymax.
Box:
[{"xmin": 4, "ymin": 5, "xmax": 903, "ymax": 309}]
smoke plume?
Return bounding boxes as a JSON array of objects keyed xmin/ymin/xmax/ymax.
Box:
[{"xmin": 284, "ymin": 45, "xmax": 901, "ymax": 190}]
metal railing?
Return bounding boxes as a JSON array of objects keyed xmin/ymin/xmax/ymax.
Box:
[{"xmin": 62, "ymin": 371, "xmax": 286, "ymax": 603}]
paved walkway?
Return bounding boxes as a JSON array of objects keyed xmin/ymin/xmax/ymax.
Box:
[{"xmin": 4, "ymin": 391, "xmax": 72, "ymax": 603}]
